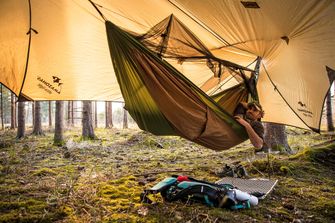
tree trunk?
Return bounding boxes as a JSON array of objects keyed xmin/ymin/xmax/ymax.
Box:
[
  {"xmin": 264, "ymin": 123, "xmax": 292, "ymax": 154},
  {"xmin": 67, "ymin": 101, "xmax": 71, "ymax": 127},
  {"xmin": 54, "ymin": 101, "xmax": 64, "ymax": 146},
  {"xmin": 32, "ymin": 101, "xmax": 44, "ymax": 135},
  {"xmin": 94, "ymin": 101, "xmax": 98, "ymax": 128},
  {"xmin": 26, "ymin": 102, "xmax": 31, "ymax": 127},
  {"xmin": 123, "ymin": 104, "xmax": 128, "ymax": 129},
  {"xmin": 105, "ymin": 101, "xmax": 113, "ymax": 128},
  {"xmin": 32, "ymin": 101, "xmax": 35, "ymax": 127},
  {"xmin": 0, "ymin": 84, "xmax": 3, "ymax": 130},
  {"xmin": 105, "ymin": 102, "xmax": 108, "ymax": 128},
  {"xmin": 48, "ymin": 101, "xmax": 52, "ymax": 127},
  {"xmin": 10, "ymin": 93, "xmax": 15, "ymax": 129},
  {"xmin": 71, "ymin": 101, "xmax": 75, "ymax": 126},
  {"xmin": 82, "ymin": 101, "xmax": 95, "ymax": 139},
  {"xmin": 17, "ymin": 102, "xmax": 25, "ymax": 138},
  {"xmin": 326, "ymin": 89, "xmax": 334, "ymax": 131},
  {"xmin": 14, "ymin": 99, "xmax": 17, "ymax": 128}
]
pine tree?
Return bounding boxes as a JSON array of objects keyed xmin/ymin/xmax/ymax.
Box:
[
  {"xmin": 32, "ymin": 101, "xmax": 44, "ymax": 135},
  {"xmin": 82, "ymin": 101, "xmax": 95, "ymax": 139},
  {"xmin": 0, "ymin": 84, "xmax": 3, "ymax": 130},
  {"xmin": 10, "ymin": 93, "xmax": 15, "ymax": 129},
  {"xmin": 326, "ymin": 89, "xmax": 334, "ymax": 131},
  {"xmin": 49, "ymin": 101, "xmax": 53, "ymax": 128},
  {"xmin": 54, "ymin": 101, "xmax": 64, "ymax": 146},
  {"xmin": 17, "ymin": 101, "xmax": 25, "ymax": 138},
  {"xmin": 264, "ymin": 123, "xmax": 292, "ymax": 154},
  {"xmin": 105, "ymin": 101, "xmax": 113, "ymax": 128},
  {"xmin": 123, "ymin": 104, "xmax": 128, "ymax": 129}
]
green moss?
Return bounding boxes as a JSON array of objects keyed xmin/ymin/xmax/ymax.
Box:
[
  {"xmin": 275, "ymin": 208, "xmax": 293, "ymax": 221},
  {"xmin": 0, "ymin": 128, "xmax": 334, "ymax": 223},
  {"xmin": 32, "ymin": 168, "xmax": 57, "ymax": 176},
  {"xmin": 0, "ymin": 198, "xmax": 68, "ymax": 223},
  {"xmin": 60, "ymin": 205, "xmax": 74, "ymax": 216},
  {"xmin": 109, "ymin": 175, "xmax": 136, "ymax": 184},
  {"xmin": 279, "ymin": 166, "xmax": 292, "ymax": 175},
  {"xmin": 0, "ymin": 209, "xmax": 67, "ymax": 223},
  {"xmin": 0, "ymin": 211, "xmax": 41, "ymax": 223},
  {"xmin": 0, "ymin": 199, "xmax": 46, "ymax": 212},
  {"xmin": 53, "ymin": 140, "xmax": 65, "ymax": 147},
  {"xmin": 102, "ymin": 213, "xmax": 141, "ymax": 223},
  {"xmin": 310, "ymin": 197, "xmax": 335, "ymax": 219},
  {"xmin": 289, "ymin": 147, "xmax": 312, "ymax": 160}
]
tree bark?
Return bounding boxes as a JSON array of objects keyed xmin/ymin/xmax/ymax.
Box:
[
  {"xmin": 54, "ymin": 101, "xmax": 64, "ymax": 146},
  {"xmin": 26, "ymin": 102, "xmax": 30, "ymax": 127},
  {"xmin": 14, "ymin": 99, "xmax": 17, "ymax": 128},
  {"xmin": 32, "ymin": 101, "xmax": 35, "ymax": 127},
  {"xmin": 105, "ymin": 101, "xmax": 113, "ymax": 128},
  {"xmin": 17, "ymin": 102, "xmax": 25, "ymax": 138},
  {"xmin": 326, "ymin": 89, "xmax": 334, "ymax": 131},
  {"xmin": 0, "ymin": 84, "xmax": 3, "ymax": 130},
  {"xmin": 67, "ymin": 101, "xmax": 71, "ymax": 127},
  {"xmin": 264, "ymin": 123, "xmax": 292, "ymax": 154},
  {"xmin": 123, "ymin": 104, "xmax": 128, "ymax": 129},
  {"xmin": 82, "ymin": 101, "xmax": 95, "ymax": 139},
  {"xmin": 48, "ymin": 101, "xmax": 52, "ymax": 127},
  {"xmin": 32, "ymin": 101, "xmax": 44, "ymax": 135},
  {"xmin": 71, "ymin": 101, "xmax": 75, "ymax": 126},
  {"xmin": 10, "ymin": 93, "xmax": 15, "ymax": 129},
  {"xmin": 105, "ymin": 102, "xmax": 108, "ymax": 128},
  {"xmin": 94, "ymin": 101, "xmax": 98, "ymax": 128}
]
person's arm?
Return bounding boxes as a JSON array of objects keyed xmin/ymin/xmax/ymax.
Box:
[{"xmin": 235, "ymin": 116, "xmax": 263, "ymax": 149}]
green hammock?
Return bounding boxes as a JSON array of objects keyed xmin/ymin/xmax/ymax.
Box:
[{"xmin": 105, "ymin": 20, "xmax": 248, "ymax": 150}]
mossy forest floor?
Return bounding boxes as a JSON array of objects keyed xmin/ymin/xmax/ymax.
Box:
[{"xmin": 0, "ymin": 127, "xmax": 334, "ymax": 223}]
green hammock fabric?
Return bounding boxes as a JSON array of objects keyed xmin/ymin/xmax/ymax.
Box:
[{"xmin": 105, "ymin": 21, "xmax": 248, "ymax": 150}]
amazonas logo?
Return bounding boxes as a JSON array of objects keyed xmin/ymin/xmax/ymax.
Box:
[{"xmin": 37, "ymin": 75, "xmax": 63, "ymax": 94}]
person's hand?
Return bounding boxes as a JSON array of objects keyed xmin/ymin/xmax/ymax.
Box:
[{"xmin": 234, "ymin": 115, "xmax": 249, "ymax": 127}]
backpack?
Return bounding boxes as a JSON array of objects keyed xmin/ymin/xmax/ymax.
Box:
[{"xmin": 140, "ymin": 175, "xmax": 258, "ymax": 209}]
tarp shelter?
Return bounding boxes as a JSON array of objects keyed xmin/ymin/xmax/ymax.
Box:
[{"xmin": 1, "ymin": 0, "xmax": 335, "ymax": 149}]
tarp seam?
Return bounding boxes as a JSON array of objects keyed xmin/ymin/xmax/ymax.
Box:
[
  {"xmin": 262, "ymin": 63, "xmax": 319, "ymax": 132},
  {"xmin": 18, "ymin": 0, "xmax": 33, "ymax": 98}
]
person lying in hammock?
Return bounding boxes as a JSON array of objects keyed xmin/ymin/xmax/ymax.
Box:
[{"xmin": 234, "ymin": 101, "xmax": 267, "ymax": 153}]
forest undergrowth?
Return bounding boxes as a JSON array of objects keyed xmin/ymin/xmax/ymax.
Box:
[{"xmin": 0, "ymin": 128, "xmax": 334, "ymax": 223}]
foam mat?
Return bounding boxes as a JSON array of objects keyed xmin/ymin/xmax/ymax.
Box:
[{"xmin": 216, "ymin": 177, "xmax": 278, "ymax": 199}]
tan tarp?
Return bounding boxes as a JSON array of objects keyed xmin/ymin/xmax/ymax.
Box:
[
  {"xmin": 170, "ymin": 0, "xmax": 335, "ymax": 131},
  {"xmin": 1, "ymin": 0, "xmax": 334, "ymax": 132}
]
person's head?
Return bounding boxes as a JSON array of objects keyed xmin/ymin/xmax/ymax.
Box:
[{"xmin": 246, "ymin": 102, "xmax": 264, "ymax": 121}]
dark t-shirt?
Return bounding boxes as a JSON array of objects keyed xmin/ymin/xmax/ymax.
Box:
[
  {"xmin": 249, "ymin": 120, "xmax": 268, "ymax": 151},
  {"xmin": 250, "ymin": 120, "xmax": 264, "ymax": 139}
]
